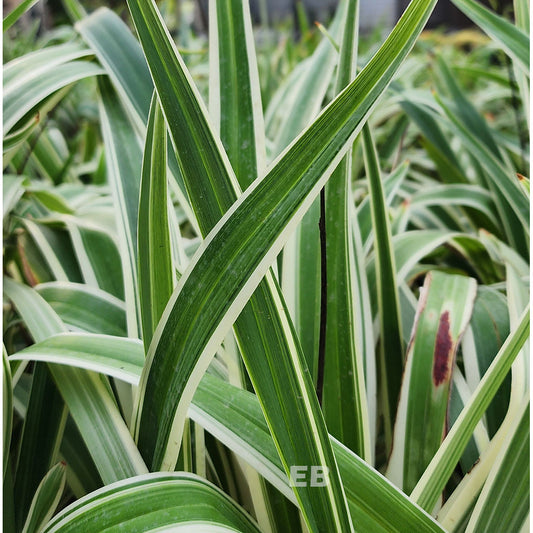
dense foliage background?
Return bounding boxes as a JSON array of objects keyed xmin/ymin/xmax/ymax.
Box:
[{"xmin": 3, "ymin": 0, "xmax": 530, "ymax": 531}]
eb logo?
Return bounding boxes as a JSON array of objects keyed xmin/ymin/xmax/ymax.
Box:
[{"xmin": 289, "ymin": 466, "xmax": 330, "ymax": 487}]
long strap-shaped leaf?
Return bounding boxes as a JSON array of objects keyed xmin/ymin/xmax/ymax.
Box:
[
  {"xmin": 11, "ymin": 336, "xmax": 444, "ymax": 532},
  {"xmin": 35, "ymin": 282, "xmax": 127, "ymax": 337},
  {"xmin": 41, "ymin": 472, "xmax": 261, "ymax": 533},
  {"xmin": 130, "ymin": 0, "xmax": 436, "ymax": 475},
  {"xmin": 98, "ymin": 79, "xmax": 142, "ymax": 338},
  {"xmin": 208, "ymin": 0, "xmax": 266, "ymax": 188},
  {"xmin": 4, "ymin": 61, "xmax": 103, "ymax": 135},
  {"xmin": 386, "ymin": 271, "xmax": 477, "ymax": 493},
  {"xmin": 266, "ymin": 7, "xmax": 342, "ymax": 159},
  {"xmin": 192, "ymin": 374, "xmax": 446, "ymax": 533},
  {"xmin": 138, "ymin": 92, "xmax": 174, "ymax": 349},
  {"xmin": 3, "ymin": 0, "xmax": 40, "ymax": 31},
  {"xmin": 433, "ymin": 59, "xmax": 529, "ymax": 258},
  {"xmin": 3, "ymin": 42, "xmax": 92, "ymax": 87},
  {"xmin": 450, "ymin": 0, "xmax": 529, "ymax": 74},
  {"xmin": 4, "ymin": 278, "xmax": 147, "ymax": 485},
  {"xmin": 128, "ymin": 1, "xmax": 430, "ymax": 528},
  {"xmin": 4, "ymin": 277, "xmax": 67, "ymax": 530},
  {"xmin": 322, "ymin": 0, "xmax": 372, "ymax": 460},
  {"xmin": 208, "ymin": 5, "xmax": 300, "ymax": 531},
  {"xmin": 76, "ymin": 9, "xmax": 195, "ymax": 229},
  {"xmin": 411, "ymin": 305, "xmax": 530, "ymax": 511},
  {"xmin": 3, "ymin": 347, "xmax": 13, "ymax": 477},
  {"xmin": 127, "ymin": 0, "xmax": 357, "ymax": 530},
  {"xmin": 63, "ymin": 218, "xmax": 124, "ymax": 299},
  {"xmin": 21, "ymin": 462, "xmax": 66, "ymax": 533},
  {"xmin": 362, "ymin": 124, "xmax": 404, "ymax": 446},
  {"xmin": 464, "ymin": 399, "xmax": 529, "ymax": 532},
  {"xmin": 275, "ymin": 7, "xmax": 343, "ymax": 380}
]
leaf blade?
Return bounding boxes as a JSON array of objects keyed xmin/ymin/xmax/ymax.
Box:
[{"xmin": 138, "ymin": 92, "xmax": 174, "ymax": 349}]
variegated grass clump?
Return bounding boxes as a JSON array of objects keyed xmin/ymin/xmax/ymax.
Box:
[{"xmin": 2, "ymin": 0, "xmax": 529, "ymax": 531}]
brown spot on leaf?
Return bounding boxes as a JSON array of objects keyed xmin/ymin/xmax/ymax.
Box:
[
  {"xmin": 433, "ymin": 311, "xmax": 453, "ymax": 386},
  {"xmin": 17, "ymin": 235, "xmax": 38, "ymax": 287}
]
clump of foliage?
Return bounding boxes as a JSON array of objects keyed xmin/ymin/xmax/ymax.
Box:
[{"xmin": 3, "ymin": 0, "xmax": 529, "ymax": 531}]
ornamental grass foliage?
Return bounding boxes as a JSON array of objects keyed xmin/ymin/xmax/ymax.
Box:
[{"xmin": 2, "ymin": 0, "xmax": 529, "ymax": 531}]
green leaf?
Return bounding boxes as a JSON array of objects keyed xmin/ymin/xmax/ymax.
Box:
[
  {"xmin": 208, "ymin": 4, "xmax": 296, "ymax": 528},
  {"xmin": 12, "ymin": 364, "xmax": 66, "ymax": 531},
  {"xmin": 11, "ymin": 333, "xmax": 144, "ymax": 386},
  {"xmin": 28, "ymin": 188, "xmax": 74, "ymax": 215},
  {"xmin": 47, "ymin": 364, "xmax": 148, "ymax": 484},
  {"xmin": 138, "ymin": 93, "xmax": 174, "ymax": 349},
  {"xmin": 358, "ymin": 161, "xmax": 410, "ymax": 251},
  {"xmin": 4, "ymin": 278, "xmax": 147, "ymax": 485},
  {"xmin": 3, "ymin": 42, "xmax": 91, "ymax": 86},
  {"xmin": 450, "ymin": 0, "xmax": 529, "ymax": 74},
  {"xmin": 349, "ymin": 198, "xmax": 378, "ymax": 451},
  {"xmin": 124, "ymin": 0, "xmax": 360, "ymax": 531},
  {"xmin": 4, "ymin": 278, "xmax": 68, "ymax": 532},
  {"xmin": 265, "ymin": 9, "xmax": 342, "ymax": 158},
  {"xmin": 274, "ymin": 8, "xmax": 343, "ymax": 379},
  {"xmin": 387, "ymin": 271, "xmax": 477, "ymax": 493},
  {"xmin": 75, "ymin": 10, "xmax": 153, "ymax": 131},
  {"xmin": 366, "ymin": 229, "xmax": 459, "ymax": 303},
  {"xmin": 3, "ymin": 176, "xmax": 26, "ymax": 221},
  {"xmin": 4, "ymin": 59, "xmax": 103, "ymax": 135},
  {"xmin": 407, "ymin": 184, "xmax": 499, "ymax": 226},
  {"xmin": 433, "ymin": 64, "xmax": 529, "ymax": 255},
  {"xmin": 3, "ymin": 348, "xmax": 13, "ymax": 477},
  {"xmin": 464, "ymin": 287, "xmax": 511, "ymax": 437},
  {"xmin": 7, "ymin": 328, "xmax": 443, "ymax": 533},
  {"xmin": 41, "ymin": 472, "xmax": 261, "ymax": 532},
  {"xmin": 411, "ymin": 305, "xmax": 530, "ymax": 511},
  {"xmin": 19, "ymin": 218, "xmax": 82, "ymax": 283},
  {"xmin": 4, "ymin": 457, "xmax": 16, "ymax": 533},
  {"xmin": 3, "ymin": 276, "xmax": 66, "ymax": 342},
  {"xmin": 398, "ymin": 98, "xmax": 464, "ymax": 180},
  {"xmin": 63, "ymin": 219, "xmax": 124, "ymax": 300},
  {"xmin": 98, "ymin": 78, "xmax": 142, "ymax": 338},
  {"xmin": 362, "ymin": 124, "xmax": 403, "ymax": 444},
  {"xmin": 3, "ymin": 0, "xmax": 41, "ymax": 31},
  {"xmin": 447, "ymin": 367, "xmax": 489, "ymax": 474},
  {"xmin": 62, "ymin": 0, "xmax": 86, "ymax": 22},
  {"xmin": 3, "ymin": 115, "xmax": 40, "ymax": 156},
  {"xmin": 35, "ymin": 282, "xmax": 127, "ymax": 337},
  {"xmin": 131, "ymin": 2, "xmax": 438, "ymax": 454},
  {"xmin": 190, "ymin": 374, "xmax": 445, "ymax": 533},
  {"xmin": 128, "ymin": 0, "xmax": 437, "ymax": 531},
  {"xmin": 437, "ymin": 394, "xmax": 524, "ymax": 531},
  {"xmin": 22, "ymin": 462, "xmax": 66, "ymax": 533},
  {"xmin": 322, "ymin": 0, "xmax": 372, "ymax": 460},
  {"xmin": 465, "ymin": 399, "xmax": 529, "ymax": 532},
  {"xmin": 131, "ymin": 0, "xmax": 437, "ymax": 457},
  {"xmin": 450, "ymin": 234, "xmax": 506, "ymax": 285},
  {"xmin": 209, "ymin": 0, "xmax": 266, "ymax": 187},
  {"xmin": 76, "ymin": 8, "xmax": 195, "ymax": 228},
  {"xmin": 23, "ymin": 127, "xmax": 77, "ymax": 185},
  {"xmin": 59, "ymin": 416, "xmax": 102, "ymax": 498}
]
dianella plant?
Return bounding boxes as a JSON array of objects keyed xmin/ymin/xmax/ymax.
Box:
[{"xmin": 2, "ymin": 0, "xmax": 529, "ymax": 530}]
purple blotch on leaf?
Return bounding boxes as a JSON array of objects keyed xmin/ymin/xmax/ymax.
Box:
[{"xmin": 433, "ymin": 310, "xmax": 453, "ymax": 386}]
